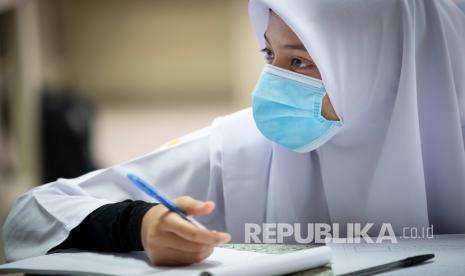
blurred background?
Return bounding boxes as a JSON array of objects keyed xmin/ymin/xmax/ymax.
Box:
[{"xmin": 0, "ymin": 0, "xmax": 263, "ymax": 263}]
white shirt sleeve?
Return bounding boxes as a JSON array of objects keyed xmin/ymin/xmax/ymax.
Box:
[{"xmin": 2, "ymin": 124, "xmax": 225, "ymax": 262}]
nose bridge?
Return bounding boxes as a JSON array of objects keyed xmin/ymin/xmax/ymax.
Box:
[{"xmin": 271, "ymin": 54, "xmax": 289, "ymax": 70}]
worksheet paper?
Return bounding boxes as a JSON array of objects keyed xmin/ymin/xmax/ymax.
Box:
[
  {"xmin": 0, "ymin": 245, "xmax": 331, "ymax": 276},
  {"xmin": 329, "ymin": 234, "xmax": 465, "ymax": 276}
]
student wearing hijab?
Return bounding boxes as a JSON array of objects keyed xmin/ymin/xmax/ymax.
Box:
[{"xmin": 3, "ymin": 0, "xmax": 465, "ymax": 267}]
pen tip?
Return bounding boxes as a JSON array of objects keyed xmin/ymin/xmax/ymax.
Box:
[
  {"xmin": 127, "ymin": 173, "xmax": 140, "ymax": 182},
  {"xmin": 405, "ymin": 254, "xmax": 435, "ymax": 266}
]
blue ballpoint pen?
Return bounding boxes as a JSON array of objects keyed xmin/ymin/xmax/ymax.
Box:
[{"xmin": 127, "ymin": 173, "xmax": 207, "ymax": 229}]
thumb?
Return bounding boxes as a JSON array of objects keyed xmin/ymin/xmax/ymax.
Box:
[{"xmin": 172, "ymin": 196, "xmax": 215, "ymax": 216}]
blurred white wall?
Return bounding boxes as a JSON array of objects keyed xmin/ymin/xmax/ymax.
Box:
[
  {"xmin": 1, "ymin": 0, "xmax": 264, "ymax": 179},
  {"xmin": 39, "ymin": 0, "xmax": 263, "ymax": 105},
  {"xmin": 33, "ymin": 0, "xmax": 265, "ymax": 165}
]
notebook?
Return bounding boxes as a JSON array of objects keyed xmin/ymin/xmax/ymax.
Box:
[{"xmin": 0, "ymin": 245, "xmax": 331, "ymax": 276}]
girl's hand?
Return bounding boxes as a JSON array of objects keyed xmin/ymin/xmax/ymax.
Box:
[{"xmin": 141, "ymin": 196, "xmax": 231, "ymax": 266}]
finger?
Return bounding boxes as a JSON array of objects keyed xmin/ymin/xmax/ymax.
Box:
[
  {"xmin": 172, "ymin": 196, "xmax": 215, "ymax": 216},
  {"xmin": 151, "ymin": 247, "xmax": 214, "ymax": 266},
  {"xmin": 162, "ymin": 212, "xmax": 231, "ymax": 244},
  {"xmin": 186, "ymin": 201, "xmax": 214, "ymax": 216},
  {"xmin": 160, "ymin": 231, "xmax": 216, "ymax": 253}
]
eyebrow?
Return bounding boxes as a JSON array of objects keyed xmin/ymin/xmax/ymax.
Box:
[{"xmin": 264, "ymin": 33, "xmax": 306, "ymax": 51}]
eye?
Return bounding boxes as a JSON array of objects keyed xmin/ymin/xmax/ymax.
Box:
[
  {"xmin": 291, "ymin": 58, "xmax": 314, "ymax": 69},
  {"xmin": 260, "ymin": 47, "xmax": 274, "ymax": 62}
]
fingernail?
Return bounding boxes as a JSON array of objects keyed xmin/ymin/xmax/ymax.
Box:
[{"xmin": 220, "ymin": 233, "xmax": 231, "ymax": 241}]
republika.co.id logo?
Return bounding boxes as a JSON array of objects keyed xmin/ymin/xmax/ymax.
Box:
[{"xmin": 244, "ymin": 223, "xmax": 434, "ymax": 244}]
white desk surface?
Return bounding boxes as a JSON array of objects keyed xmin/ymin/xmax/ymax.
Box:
[{"xmin": 329, "ymin": 234, "xmax": 465, "ymax": 276}]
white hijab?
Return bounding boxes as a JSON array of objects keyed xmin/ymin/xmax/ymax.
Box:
[{"xmin": 249, "ymin": 0, "xmax": 465, "ymax": 234}]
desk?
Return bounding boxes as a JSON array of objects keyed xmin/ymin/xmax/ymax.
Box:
[
  {"xmin": 5, "ymin": 235, "xmax": 464, "ymax": 275},
  {"xmin": 329, "ymin": 234, "xmax": 465, "ymax": 275},
  {"xmin": 222, "ymin": 234, "xmax": 465, "ymax": 275}
]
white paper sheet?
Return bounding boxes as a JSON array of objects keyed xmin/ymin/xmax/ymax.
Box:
[
  {"xmin": 0, "ymin": 246, "xmax": 331, "ymax": 276},
  {"xmin": 329, "ymin": 234, "xmax": 465, "ymax": 276}
]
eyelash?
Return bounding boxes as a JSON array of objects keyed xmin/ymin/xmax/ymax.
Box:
[
  {"xmin": 260, "ymin": 47, "xmax": 316, "ymax": 69},
  {"xmin": 260, "ymin": 48, "xmax": 274, "ymax": 61}
]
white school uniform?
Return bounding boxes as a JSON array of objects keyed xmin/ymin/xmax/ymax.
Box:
[{"xmin": 4, "ymin": 0, "xmax": 465, "ymax": 262}]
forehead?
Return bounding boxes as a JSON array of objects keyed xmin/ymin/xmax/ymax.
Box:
[{"xmin": 265, "ymin": 11, "xmax": 303, "ymax": 45}]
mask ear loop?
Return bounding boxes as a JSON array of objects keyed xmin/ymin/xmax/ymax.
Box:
[
  {"xmin": 320, "ymin": 85, "xmax": 344, "ymax": 125},
  {"xmin": 319, "ymin": 85, "xmax": 344, "ymax": 125}
]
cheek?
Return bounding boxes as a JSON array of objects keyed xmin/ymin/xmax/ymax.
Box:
[{"xmin": 303, "ymin": 68, "xmax": 321, "ymax": 80}]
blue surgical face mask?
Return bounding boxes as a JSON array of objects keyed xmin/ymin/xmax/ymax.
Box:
[{"xmin": 252, "ymin": 64, "xmax": 343, "ymax": 152}]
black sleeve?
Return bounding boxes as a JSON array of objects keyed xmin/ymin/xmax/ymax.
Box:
[{"xmin": 50, "ymin": 200, "xmax": 158, "ymax": 252}]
